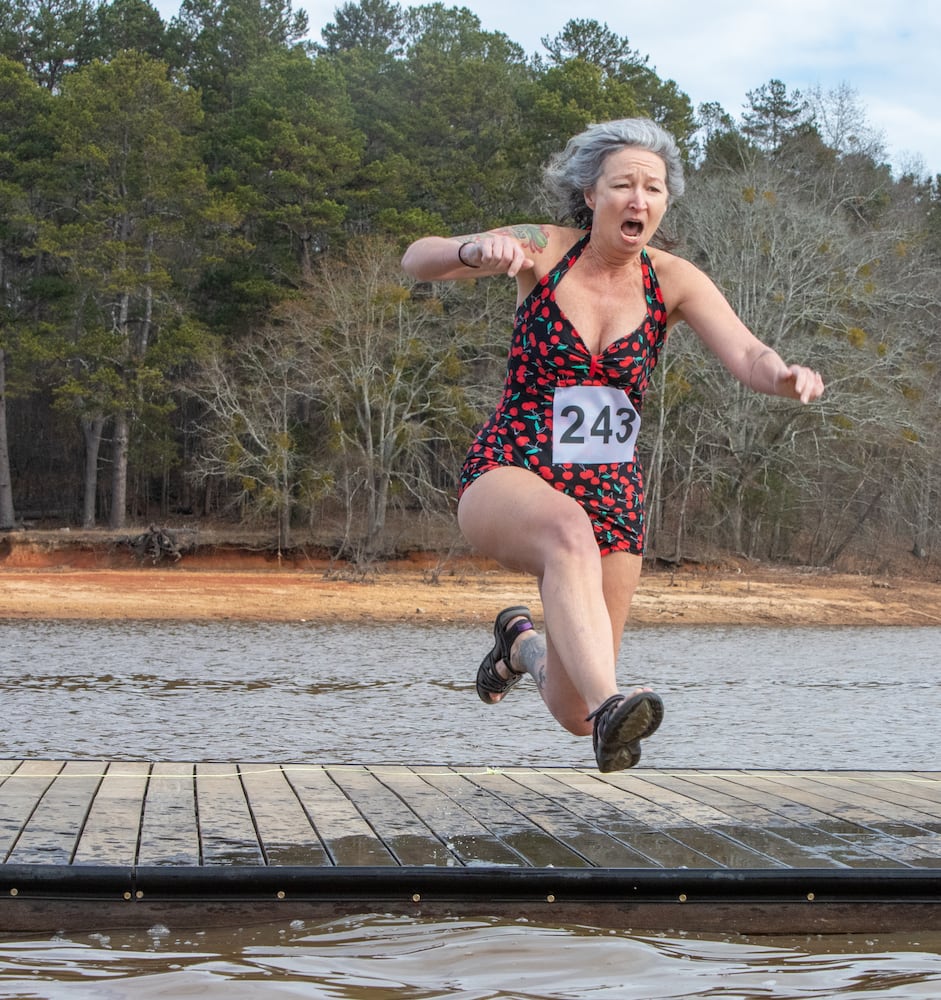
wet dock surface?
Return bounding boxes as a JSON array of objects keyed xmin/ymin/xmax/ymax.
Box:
[{"xmin": 2, "ymin": 761, "xmax": 940, "ymax": 933}]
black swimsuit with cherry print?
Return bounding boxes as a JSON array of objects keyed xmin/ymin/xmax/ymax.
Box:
[{"xmin": 459, "ymin": 233, "xmax": 668, "ymax": 556}]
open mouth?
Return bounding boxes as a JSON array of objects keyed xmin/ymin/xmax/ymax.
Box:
[{"xmin": 621, "ymin": 219, "xmax": 643, "ymax": 237}]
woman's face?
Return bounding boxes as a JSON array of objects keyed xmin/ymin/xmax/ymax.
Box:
[{"xmin": 583, "ymin": 146, "xmax": 669, "ymax": 250}]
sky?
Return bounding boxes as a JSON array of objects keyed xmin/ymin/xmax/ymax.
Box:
[{"xmin": 154, "ymin": 0, "xmax": 941, "ymax": 177}]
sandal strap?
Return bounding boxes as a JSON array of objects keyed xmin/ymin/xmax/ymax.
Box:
[
  {"xmin": 502, "ymin": 620, "xmax": 533, "ymax": 674},
  {"xmin": 585, "ymin": 694, "xmax": 624, "ymax": 724},
  {"xmin": 477, "ymin": 661, "xmax": 520, "ymax": 695},
  {"xmin": 495, "ymin": 606, "xmax": 534, "ymax": 674}
]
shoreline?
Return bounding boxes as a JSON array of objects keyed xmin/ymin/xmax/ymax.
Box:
[{"xmin": 2, "ymin": 562, "xmax": 941, "ymax": 626}]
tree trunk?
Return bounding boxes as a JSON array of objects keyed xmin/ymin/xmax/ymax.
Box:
[
  {"xmin": 366, "ymin": 472, "xmax": 389, "ymax": 557},
  {"xmin": 110, "ymin": 410, "xmax": 129, "ymax": 529},
  {"xmin": 643, "ymin": 374, "xmax": 669, "ymax": 554},
  {"xmin": 0, "ymin": 349, "xmax": 15, "ymax": 528},
  {"xmin": 81, "ymin": 414, "xmax": 107, "ymax": 528},
  {"xmin": 277, "ymin": 457, "xmax": 292, "ymax": 556},
  {"xmin": 911, "ymin": 469, "xmax": 934, "ymax": 559}
]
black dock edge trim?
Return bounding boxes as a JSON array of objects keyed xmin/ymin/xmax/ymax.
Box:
[{"xmin": 3, "ymin": 865, "xmax": 941, "ymax": 905}]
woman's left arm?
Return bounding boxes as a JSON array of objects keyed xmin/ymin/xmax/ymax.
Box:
[{"xmin": 664, "ymin": 255, "xmax": 825, "ymax": 404}]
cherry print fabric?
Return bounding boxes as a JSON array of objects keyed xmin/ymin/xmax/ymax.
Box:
[{"xmin": 459, "ymin": 233, "xmax": 668, "ymax": 556}]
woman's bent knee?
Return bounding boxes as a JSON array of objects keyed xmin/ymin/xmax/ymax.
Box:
[
  {"xmin": 544, "ymin": 514, "xmax": 597, "ymax": 561},
  {"xmin": 542, "ymin": 686, "xmax": 594, "ymax": 736}
]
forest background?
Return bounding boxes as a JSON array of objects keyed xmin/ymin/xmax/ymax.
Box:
[{"xmin": 1, "ymin": 0, "xmax": 940, "ymax": 575}]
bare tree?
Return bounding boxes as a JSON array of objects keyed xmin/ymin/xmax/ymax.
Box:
[
  {"xmin": 656, "ymin": 151, "xmax": 938, "ymax": 564},
  {"xmin": 184, "ymin": 239, "xmax": 504, "ymax": 561},
  {"xmin": 185, "ymin": 326, "xmax": 322, "ymax": 552},
  {"xmin": 805, "ymin": 82, "xmax": 886, "ymax": 161},
  {"xmin": 282, "ymin": 239, "xmax": 485, "ymax": 562}
]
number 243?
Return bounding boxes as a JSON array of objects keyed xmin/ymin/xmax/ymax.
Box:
[{"xmin": 558, "ymin": 404, "xmax": 636, "ymax": 445}]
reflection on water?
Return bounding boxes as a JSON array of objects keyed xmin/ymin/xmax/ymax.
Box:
[
  {"xmin": 0, "ymin": 621, "xmax": 937, "ymax": 768},
  {"xmin": 1, "ymin": 620, "xmax": 940, "ymax": 996},
  {"xmin": 1, "ymin": 915, "xmax": 941, "ymax": 999}
]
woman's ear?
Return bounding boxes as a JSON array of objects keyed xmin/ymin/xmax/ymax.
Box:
[{"xmin": 583, "ymin": 187, "xmax": 595, "ymax": 211}]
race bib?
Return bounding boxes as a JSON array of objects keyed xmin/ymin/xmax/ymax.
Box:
[{"xmin": 552, "ymin": 385, "xmax": 640, "ymax": 465}]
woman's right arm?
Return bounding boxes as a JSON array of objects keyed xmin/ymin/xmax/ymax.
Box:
[{"xmin": 401, "ymin": 227, "xmax": 546, "ymax": 282}]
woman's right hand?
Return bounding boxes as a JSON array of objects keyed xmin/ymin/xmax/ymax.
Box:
[{"xmin": 459, "ymin": 234, "xmax": 534, "ymax": 277}]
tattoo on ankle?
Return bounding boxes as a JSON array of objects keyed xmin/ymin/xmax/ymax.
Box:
[{"xmin": 516, "ymin": 634, "xmax": 546, "ymax": 679}]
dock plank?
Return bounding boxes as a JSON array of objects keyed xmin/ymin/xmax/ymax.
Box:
[
  {"xmin": 238, "ymin": 764, "xmax": 328, "ymax": 866},
  {"xmin": 705, "ymin": 771, "xmax": 935, "ymax": 867},
  {"xmin": 7, "ymin": 761, "xmax": 103, "ymax": 865},
  {"xmin": 0, "ymin": 761, "xmax": 64, "ymax": 862},
  {"xmin": 137, "ymin": 762, "xmax": 199, "ymax": 865},
  {"xmin": 283, "ymin": 766, "xmax": 407, "ymax": 868},
  {"xmin": 857, "ymin": 773, "xmax": 941, "ymax": 810},
  {"xmin": 329, "ymin": 766, "xmax": 457, "ymax": 866},
  {"xmin": 195, "ymin": 764, "xmax": 264, "ymax": 866},
  {"xmin": 595, "ymin": 771, "xmax": 784, "ymax": 868},
  {"xmin": 792, "ymin": 773, "xmax": 941, "ymax": 867},
  {"xmin": 369, "ymin": 767, "xmax": 523, "ymax": 867},
  {"xmin": 73, "ymin": 762, "xmax": 150, "ymax": 866},
  {"xmin": 649, "ymin": 770, "xmax": 905, "ymax": 868},
  {"xmin": 419, "ymin": 768, "xmax": 590, "ymax": 868},
  {"xmin": 545, "ymin": 769, "xmax": 720, "ymax": 868},
  {"xmin": 746, "ymin": 772, "xmax": 941, "ymax": 866},
  {"xmin": 596, "ymin": 771, "xmax": 790, "ymax": 868},
  {"xmin": 502, "ymin": 769, "xmax": 673, "ymax": 867},
  {"xmin": 635, "ymin": 771, "xmax": 906, "ymax": 869},
  {"xmin": 760, "ymin": 772, "xmax": 941, "ymax": 826},
  {"xmin": 462, "ymin": 768, "xmax": 645, "ymax": 868},
  {"xmin": 795, "ymin": 773, "xmax": 941, "ymax": 831}
]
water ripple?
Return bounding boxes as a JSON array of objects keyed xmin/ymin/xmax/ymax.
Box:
[{"xmin": 1, "ymin": 917, "xmax": 941, "ymax": 998}]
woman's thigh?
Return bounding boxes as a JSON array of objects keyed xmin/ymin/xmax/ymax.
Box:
[
  {"xmin": 457, "ymin": 466, "xmax": 597, "ymax": 577},
  {"xmin": 459, "ymin": 467, "xmax": 642, "ymax": 641}
]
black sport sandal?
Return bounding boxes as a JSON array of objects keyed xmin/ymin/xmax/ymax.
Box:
[{"xmin": 475, "ymin": 605, "xmax": 534, "ymax": 704}]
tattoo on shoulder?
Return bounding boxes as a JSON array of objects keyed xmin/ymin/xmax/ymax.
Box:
[
  {"xmin": 455, "ymin": 225, "xmax": 550, "ymax": 254},
  {"xmin": 495, "ymin": 224, "xmax": 550, "ymax": 253}
]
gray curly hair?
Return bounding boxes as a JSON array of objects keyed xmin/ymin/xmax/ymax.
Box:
[{"xmin": 542, "ymin": 118, "xmax": 685, "ymax": 227}]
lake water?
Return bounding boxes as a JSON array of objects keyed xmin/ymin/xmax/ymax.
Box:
[{"xmin": 0, "ymin": 620, "xmax": 939, "ymax": 997}]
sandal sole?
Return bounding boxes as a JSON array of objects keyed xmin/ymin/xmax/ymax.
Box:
[{"xmin": 596, "ymin": 692, "xmax": 664, "ymax": 772}]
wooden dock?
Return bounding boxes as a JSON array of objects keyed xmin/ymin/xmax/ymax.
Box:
[{"xmin": 1, "ymin": 760, "xmax": 940, "ymax": 934}]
